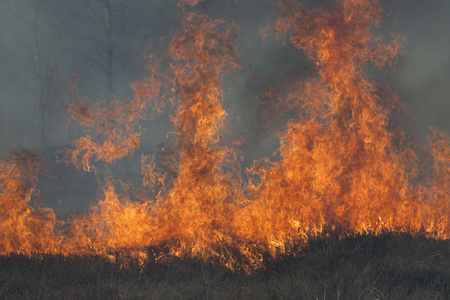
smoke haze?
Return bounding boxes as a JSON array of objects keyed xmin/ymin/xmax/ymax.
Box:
[{"xmin": 0, "ymin": 0, "xmax": 449, "ymax": 217}]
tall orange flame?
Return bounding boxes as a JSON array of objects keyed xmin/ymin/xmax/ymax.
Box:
[
  {"xmin": 149, "ymin": 12, "xmax": 242, "ymax": 257},
  {"xmin": 0, "ymin": 0, "xmax": 448, "ymax": 273},
  {"xmin": 0, "ymin": 152, "xmax": 59, "ymax": 256},
  {"xmin": 61, "ymin": 12, "xmax": 243, "ymax": 267},
  {"xmin": 237, "ymin": 0, "xmax": 448, "ymax": 253}
]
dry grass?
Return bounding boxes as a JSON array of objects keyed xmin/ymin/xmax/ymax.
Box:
[{"xmin": 0, "ymin": 232, "xmax": 448, "ymax": 299}]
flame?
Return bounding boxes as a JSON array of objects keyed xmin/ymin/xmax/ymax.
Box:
[
  {"xmin": 61, "ymin": 11, "xmax": 243, "ymax": 268},
  {"xmin": 149, "ymin": 12, "xmax": 242, "ymax": 258},
  {"xmin": 0, "ymin": 0, "xmax": 448, "ymax": 273},
  {"xmin": 237, "ymin": 0, "xmax": 448, "ymax": 254},
  {"xmin": 63, "ymin": 59, "xmax": 162, "ymax": 172},
  {"xmin": 0, "ymin": 152, "xmax": 60, "ymax": 256},
  {"xmin": 177, "ymin": 0, "xmax": 203, "ymax": 6}
]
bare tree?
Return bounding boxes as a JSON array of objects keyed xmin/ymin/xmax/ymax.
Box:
[
  {"xmin": 4, "ymin": 0, "xmax": 53, "ymax": 148},
  {"xmin": 64, "ymin": 0, "xmax": 152, "ymax": 102},
  {"xmin": 31, "ymin": 0, "xmax": 48, "ymax": 147}
]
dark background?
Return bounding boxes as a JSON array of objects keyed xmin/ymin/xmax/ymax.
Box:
[{"xmin": 0, "ymin": 0, "xmax": 448, "ymax": 217}]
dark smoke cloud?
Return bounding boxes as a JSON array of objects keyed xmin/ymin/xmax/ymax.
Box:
[{"xmin": 0, "ymin": 0, "xmax": 448, "ymax": 217}]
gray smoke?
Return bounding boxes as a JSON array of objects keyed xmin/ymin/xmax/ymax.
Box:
[{"xmin": 0, "ymin": 0, "xmax": 448, "ymax": 217}]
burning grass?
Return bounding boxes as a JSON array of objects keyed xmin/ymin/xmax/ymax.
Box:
[{"xmin": 0, "ymin": 0, "xmax": 449, "ymax": 277}]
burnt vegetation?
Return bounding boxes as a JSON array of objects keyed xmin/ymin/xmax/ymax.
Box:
[
  {"xmin": 1, "ymin": 232, "xmax": 448, "ymax": 299},
  {"xmin": 1, "ymin": 1, "xmax": 449, "ymax": 299}
]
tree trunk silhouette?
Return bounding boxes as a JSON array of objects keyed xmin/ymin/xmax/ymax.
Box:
[
  {"xmin": 102, "ymin": 0, "xmax": 113, "ymax": 100},
  {"xmin": 32, "ymin": 0, "xmax": 47, "ymax": 148}
]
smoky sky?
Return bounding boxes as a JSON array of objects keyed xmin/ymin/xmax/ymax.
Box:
[{"xmin": 0, "ymin": 0, "xmax": 449, "ymax": 217}]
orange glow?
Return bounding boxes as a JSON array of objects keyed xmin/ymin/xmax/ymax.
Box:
[
  {"xmin": 0, "ymin": 152, "xmax": 60, "ymax": 256},
  {"xmin": 63, "ymin": 64, "xmax": 162, "ymax": 172},
  {"xmin": 0, "ymin": 0, "xmax": 448, "ymax": 273},
  {"xmin": 148, "ymin": 12, "xmax": 242, "ymax": 260},
  {"xmin": 236, "ymin": 0, "xmax": 448, "ymax": 256}
]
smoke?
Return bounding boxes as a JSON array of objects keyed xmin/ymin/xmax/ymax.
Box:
[
  {"xmin": 0, "ymin": 0, "xmax": 448, "ymax": 273},
  {"xmin": 382, "ymin": 0, "xmax": 450, "ymax": 144},
  {"xmin": 0, "ymin": 0, "xmax": 448, "ymax": 218}
]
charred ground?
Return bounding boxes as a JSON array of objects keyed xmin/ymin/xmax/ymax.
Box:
[{"xmin": 1, "ymin": 232, "xmax": 449, "ymax": 299}]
